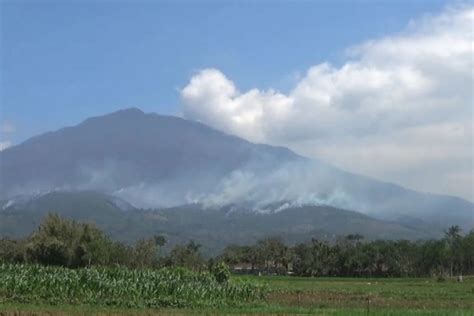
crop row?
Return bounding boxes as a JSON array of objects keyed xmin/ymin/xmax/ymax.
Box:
[{"xmin": 0, "ymin": 263, "xmax": 267, "ymax": 308}]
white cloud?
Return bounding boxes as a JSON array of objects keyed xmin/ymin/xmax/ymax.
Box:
[{"xmin": 180, "ymin": 5, "xmax": 474, "ymax": 200}]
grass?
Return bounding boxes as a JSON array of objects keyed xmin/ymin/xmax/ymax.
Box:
[
  {"xmin": 0, "ymin": 303, "xmax": 472, "ymax": 315},
  {"xmin": 1, "ymin": 266, "xmax": 473, "ymax": 315},
  {"xmin": 243, "ymin": 275, "xmax": 474, "ymax": 310}
]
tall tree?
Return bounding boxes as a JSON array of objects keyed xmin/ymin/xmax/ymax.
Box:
[{"xmin": 444, "ymin": 225, "xmax": 462, "ymax": 276}]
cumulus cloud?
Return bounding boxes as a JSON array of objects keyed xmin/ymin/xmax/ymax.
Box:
[{"xmin": 180, "ymin": 6, "xmax": 473, "ymax": 200}]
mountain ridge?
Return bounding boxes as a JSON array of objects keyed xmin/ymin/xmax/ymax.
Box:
[
  {"xmin": 0, "ymin": 190, "xmax": 439, "ymax": 255},
  {"xmin": 0, "ymin": 108, "xmax": 472, "ymax": 233}
]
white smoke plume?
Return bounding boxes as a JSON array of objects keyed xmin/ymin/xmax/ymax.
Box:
[{"xmin": 180, "ymin": 5, "xmax": 474, "ymax": 201}]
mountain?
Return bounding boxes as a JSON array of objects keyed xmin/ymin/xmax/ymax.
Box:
[
  {"xmin": 0, "ymin": 108, "xmax": 472, "ymax": 234},
  {"xmin": 0, "ymin": 191, "xmax": 436, "ymax": 255},
  {"xmin": 0, "ymin": 108, "xmax": 299, "ymax": 207},
  {"xmin": 0, "ymin": 191, "xmax": 137, "ymax": 238}
]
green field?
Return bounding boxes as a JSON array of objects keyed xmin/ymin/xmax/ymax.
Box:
[
  {"xmin": 242, "ymin": 275, "xmax": 474, "ymax": 315},
  {"xmin": 1, "ymin": 265, "xmax": 473, "ymax": 315}
]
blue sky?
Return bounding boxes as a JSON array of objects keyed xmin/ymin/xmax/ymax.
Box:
[
  {"xmin": 1, "ymin": 0, "xmax": 450, "ymax": 145},
  {"xmin": 2, "ymin": 0, "xmax": 472, "ymax": 200}
]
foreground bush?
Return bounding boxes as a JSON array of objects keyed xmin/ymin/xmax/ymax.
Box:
[{"xmin": 0, "ymin": 263, "xmax": 267, "ymax": 308}]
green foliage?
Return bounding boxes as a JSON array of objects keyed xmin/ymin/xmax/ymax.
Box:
[
  {"xmin": 0, "ymin": 263, "xmax": 267, "ymax": 308},
  {"xmin": 2, "ymin": 214, "xmax": 166, "ymax": 269},
  {"xmin": 167, "ymin": 241, "xmax": 205, "ymax": 271},
  {"xmin": 1, "ymin": 214, "xmax": 473, "ymax": 279},
  {"xmin": 24, "ymin": 214, "xmax": 112, "ymax": 267},
  {"xmin": 2, "ymin": 273, "xmax": 474, "ymax": 314},
  {"xmin": 211, "ymin": 262, "xmax": 231, "ymax": 284},
  {"xmin": 0, "ymin": 238, "xmax": 26, "ymax": 263},
  {"xmin": 132, "ymin": 238, "xmax": 159, "ymax": 269},
  {"xmin": 221, "ymin": 230, "xmax": 474, "ymax": 278}
]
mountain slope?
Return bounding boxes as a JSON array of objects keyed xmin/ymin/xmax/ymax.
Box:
[
  {"xmin": 0, "ymin": 108, "xmax": 472, "ymax": 231},
  {"xmin": 0, "ymin": 108, "xmax": 299, "ymax": 207},
  {"xmin": 0, "ymin": 191, "xmax": 437, "ymax": 255},
  {"xmin": 0, "ymin": 191, "xmax": 136, "ymax": 238}
]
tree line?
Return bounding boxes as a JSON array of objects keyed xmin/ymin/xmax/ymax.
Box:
[
  {"xmin": 218, "ymin": 227, "xmax": 474, "ymax": 278},
  {"xmin": 0, "ymin": 214, "xmax": 472, "ymax": 278},
  {"xmin": 0, "ymin": 214, "xmax": 207, "ymax": 271}
]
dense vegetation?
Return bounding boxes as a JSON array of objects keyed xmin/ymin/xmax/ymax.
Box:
[
  {"xmin": 1, "ymin": 214, "xmax": 472, "ymax": 279},
  {"xmin": 0, "ymin": 214, "xmax": 210, "ymax": 271},
  {"xmin": 0, "ymin": 214, "xmax": 473, "ymax": 315},
  {"xmin": 0, "ymin": 263, "xmax": 266, "ymax": 308},
  {"xmin": 2, "ymin": 273, "xmax": 473, "ymax": 315},
  {"xmin": 1, "ymin": 192, "xmax": 439, "ymax": 256},
  {"xmin": 219, "ymin": 229, "xmax": 474, "ymax": 278}
]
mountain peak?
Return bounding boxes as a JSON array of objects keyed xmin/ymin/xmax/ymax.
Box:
[
  {"xmin": 107, "ymin": 107, "xmax": 145, "ymax": 117},
  {"xmin": 80, "ymin": 107, "xmax": 147, "ymax": 126}
]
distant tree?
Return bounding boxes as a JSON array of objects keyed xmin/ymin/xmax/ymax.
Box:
[
  {"xmin": 154, "ymin": 235, "xmax": 167, "ymax": 247},
  {"xmin": 133, "ymin": 238, "xmax": 159, "ymax": 268},
  {"xmin": 4, "ymin": 214, "xmax": 472, "ymax": 279},
  {"xmin": 444, "ymin": 225, "xmax": 463, "ymax": 276},
  {"xmin": 246, "ymin": 245, "xmax": 265, "ymax": 271},
  {"xmin": 461, "ymin": 230, "xmax": 474, "ymax": 274},
  {"xmin": 292, "ymin": 242, "xmax": 312, "ymax": 276},
  {"xmin": 389, "ymin": 240, "xmax": 418, "ymax": 277},
  {"xmin": 219, "ymin": 245, "xmax": 250, "ymax": 265},
  {"xmin": 108, "ymin": 242, "xmax": 134, "ymax": 267},
  {"xmin": 0, "ymin": 238, "xmax": 26, "ymax": 263},
  {"xmin": 292, "ymin": 239, "xmax": 337, "ymax": 276},
  {"xmin": 74, "ymin": 223, "xmax": 112, "ymax": 267},
  {"xmin": 25, "ymin": 214, "xmax": 113, "ymax": 267},
  {"xmin": 346, "ymin": 234, "xmax": 364, "ymax": 243},
  {"xmin": 257, "ymin": 237, "xmax": 289, "ymax": 274},
  {"xmin": 167, "ymin": 240, "xmax": 205, "ymax": 271},
  {"xmin": 25, "ymin": 214, "xmax": 79, "ymax": 266}
]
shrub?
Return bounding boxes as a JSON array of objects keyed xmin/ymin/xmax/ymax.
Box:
[{"xmin": 212, "ymin": 261, "xmax": 231, "ymax": 284}]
